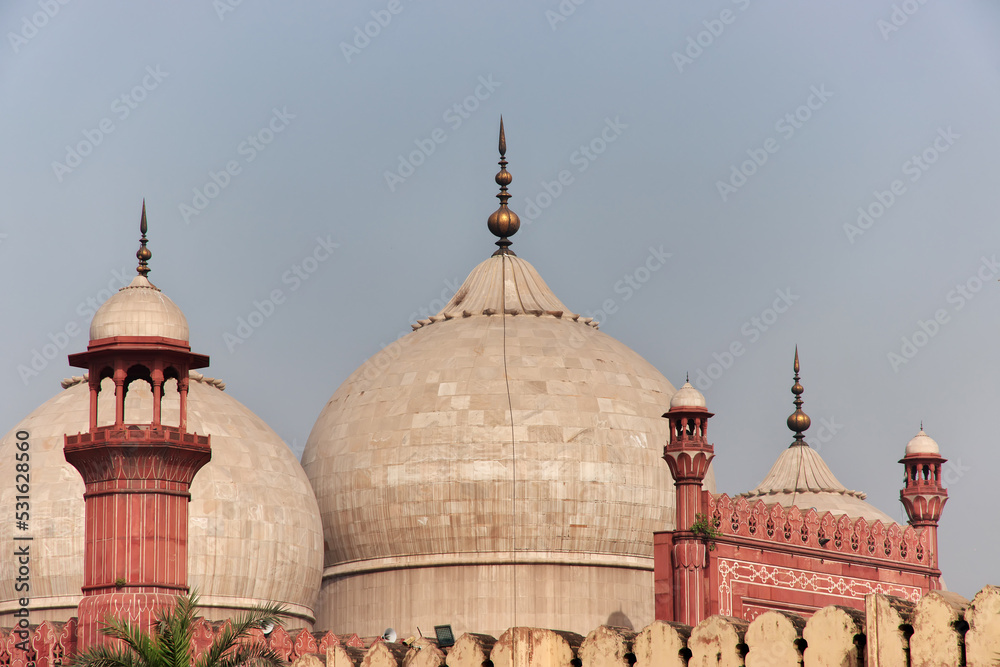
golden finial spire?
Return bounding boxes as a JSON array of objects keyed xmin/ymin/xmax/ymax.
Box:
[
  {"xmin": 786, "ymin": 346, "xmax": 811, "ymax": 446},
  {"xmin": 487, "ymin": 116, "xmax": 520, "ymax": 256},
  {"xmin": 136, "ymin": 199, "xmax": 151, "ymax": 277}
]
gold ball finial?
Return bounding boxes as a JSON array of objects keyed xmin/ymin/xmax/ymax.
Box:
[
  {"xmin": 487, "ymin": 116, "xmax": 520, "ymax": 256},
  {"xmin": 786, "ymin": 346, "xmax": 811, "ymax": 445},
  {"xmin": 136, "ymin": 199, "xmax": 151, "ymax": 277}
]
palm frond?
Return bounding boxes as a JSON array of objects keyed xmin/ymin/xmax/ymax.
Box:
[
  {"xmin": 71, "ymin": 639, "xmax": 148, "ymax": 667},
  {"xmin": 96, "ymin": 615, "xmax": 161, "ymax": 667},
  {"xmin": 153, "ymin": 595, "xmax": 195, "ymax": 667},
  {"xmin": 71, "ymin": 591, "xmax": 289, "ymax": 667},
  {"xmin": 213, "ymin": 642, "xmax": 287, "ymax": 667},
  {"xmin": 193, "ymin": 602, "xmax": 289, "ymax": 667}
]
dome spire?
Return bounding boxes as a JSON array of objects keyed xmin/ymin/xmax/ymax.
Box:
[
  {"xmin": 487, "ymin": 116, "xmax": 520, "ymax": 257},
  {"xmin": 786, "ymin": 346, "xmax": 811, "ymax": 446},
  {"xmin": 136, "ymin": 199, "xmax": 151, "ymax": 277}
]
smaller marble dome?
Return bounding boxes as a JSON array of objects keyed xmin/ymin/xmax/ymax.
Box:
[
  {"xmin": 905, "ymin": 428, "xmax": 940, "ymax": 456},
  {"xmin": 669, "ymin": 381, "xmax": 706, "ymax": 409},
  {"xmin": 89, "ymin": 275, "xmax": 190, "ymax": 342},
  {"xmin": 741, "ymin": 443, "xmax": 893, "ymax": 523}
]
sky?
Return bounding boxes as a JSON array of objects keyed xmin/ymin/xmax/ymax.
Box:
[{"xmin": 2, "ymin": 1, "xmax": 998, "ymax": 599}]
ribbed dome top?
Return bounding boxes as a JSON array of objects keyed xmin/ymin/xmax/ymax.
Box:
[
  {"xmin": 742, "ymin": 444, "xmax": 893, "ymax": 523},
  {"xmin": 669, "ymin": 381, "xmax": 706, "ymax": 409},
  {"xmin": 905, "ymin": 428, "xmax": 940, "ymax": 456},
  {"xmin": 90, "ymin": 275, "xmax": 189, "ymax": 341},
  {"xmin": 410, "ymin": 254, "xmax": 598, "ymax": 330}
]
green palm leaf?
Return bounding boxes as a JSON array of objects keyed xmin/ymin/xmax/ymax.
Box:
[{"xmin": 71, "ymin": 591, "xmax": 290, "ymax": 667}]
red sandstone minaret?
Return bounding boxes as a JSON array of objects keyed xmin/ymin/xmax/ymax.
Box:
[
  {"xmin": 899, "ymin": 425, "xmax": 947, "ymax": 572},
  {"xmin": 64, "ymin": 203, "xmax": 212, "ymax": 649},
  {"xmin": 662, "ymin": 375, "xmax": 715, "ymax": 626}
]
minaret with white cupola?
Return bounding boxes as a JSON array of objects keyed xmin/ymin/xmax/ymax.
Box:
[
  {"xmin": 63, "ymin": 203, "xmax": 212, "ymax": 649},
  {"xmin": 899, "ymin": 425, "xmax": 947, "ymax": 571}
]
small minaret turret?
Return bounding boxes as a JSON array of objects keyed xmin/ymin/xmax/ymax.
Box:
[
  {"xmin": 663, "ymin": 374, "xmax": 715, "ymax": 530},
  {"xmin": 662, "ymin": 375, "xmax": 715, "ymax": 626},
  {"xmin": 64, "ymin": 203, "xmax": 212, "ymax": 649},
  {"xmin": 899, "ymin": 424, "xmax": 947, "ymax": 571}
]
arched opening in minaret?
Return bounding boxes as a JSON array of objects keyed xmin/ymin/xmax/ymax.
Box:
[
  {"xmin": 160, "ymin": 373, "xmax": 181, "ymax": 428},
  {"xmin": 97, "ymin": 375, "xmax": 116, "ymax": 427},
  {"xmin": 92, "ymin": 366, "xmax": 114, "ymax": 426},
  {"xmin": 124, "ymin": 364, "xmax": 153, "ymax": 425}
]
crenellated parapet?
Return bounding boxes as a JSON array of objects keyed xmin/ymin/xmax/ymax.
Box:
[
  {"xmin": 187, "ymin": 617, "xmax": 364, "ymax": 662},
  {"xmin": 282, "ymin": 585, "xmax": 990, "ymax": 667},
  {"xmin": 655, "ymin": 493, "xmax": 942, "ymax": 624},
  {"xmin": 709, "ymin": 494, "xmax": 933, "ymax": 568},
  {"xmin": 2, "ymin": 587, "xmax": 999, "ymax": 667}
]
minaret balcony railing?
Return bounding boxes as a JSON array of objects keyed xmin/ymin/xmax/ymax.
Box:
[{"xmin": 66, "ymin": 424, "xmax": 209, "ymax": 447}]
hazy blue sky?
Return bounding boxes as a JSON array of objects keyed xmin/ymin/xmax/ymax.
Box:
[{"xmin": 2, "ymin": 1, "xmax": 998, "ymax": 598}]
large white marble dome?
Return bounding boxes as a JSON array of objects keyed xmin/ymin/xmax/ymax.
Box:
[
  {"xmin": 0, "ymin": 273, "xmax": 324, "ymax": 627},
  {"xmin": 303, "ymin": 252, "xmax": 711, "ymax": 637}
]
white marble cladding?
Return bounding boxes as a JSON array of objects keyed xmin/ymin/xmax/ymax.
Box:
[
  {"xmin": 315, "ymin": 562, "xmax": 655, "ymax": 639},
  {"xmin": 304, "ymin": 297, "xmax": 701, "ymax": 632}
]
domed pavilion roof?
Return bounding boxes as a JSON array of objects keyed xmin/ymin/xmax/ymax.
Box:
[
  {"xmin": 905, "ymin": 427, "xmax": 940, "ymax": 456},
  {"xmin": 740, "ymin": 349, "xmax": 894, "ymax": 524},
  {"xmin": 669, "ymin": 380, "xmax": 707, "ymax": 409},
  {"xmin": 90, "ymin": 274, "xmax": 190, "ymax": 341},
  {"xmin": 741, "ymin": 441, "xmax": 893, "ymax": 523}
]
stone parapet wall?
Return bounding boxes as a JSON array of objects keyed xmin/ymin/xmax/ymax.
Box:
[
  {"xmin": 710, "ymin": 494, "xmax": 932, "ymax": 568},
  {"xmin": 2, "ymin": 586, "xmax": 998, "ymax": 667}
]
